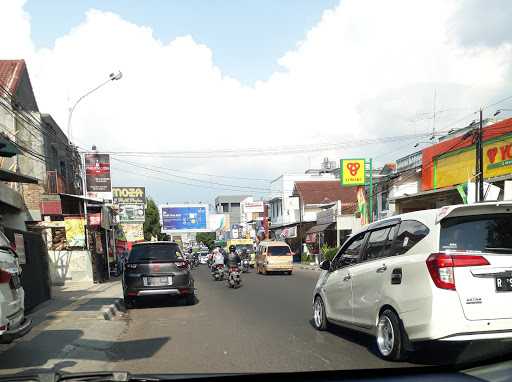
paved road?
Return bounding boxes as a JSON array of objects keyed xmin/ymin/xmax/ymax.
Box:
[
  {"xmin": 2, "ymin": 265, "xmax": 509, "ymax": 376},
  {"xmin": 108, "ymin": 266, "xmax": 414, "ymax": 373}
]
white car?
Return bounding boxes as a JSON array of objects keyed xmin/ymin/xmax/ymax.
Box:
[
  {"xmin": 199, "ymin": 252, "xmax": 209, "ymax": 264},
  {"xmin": 0, "ymin": 231, "xmax": 31, "ymax": 344},
  {"xmin": 312, "ymin": 202, "xmax": 512, "ymax": 361}
]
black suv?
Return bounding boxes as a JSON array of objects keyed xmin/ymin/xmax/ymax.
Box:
[{"xmin": 122, "ymin": 242, "xmax": 195, "ymax": 306}]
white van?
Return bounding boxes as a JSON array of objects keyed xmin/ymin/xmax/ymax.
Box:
[
  {"xmin": 312, "ymin": 202, "xmax": 512, "ymax": 361},
  {"xmin": 256, "ymin": 241, "xmax": 293, "ymax": 275}
]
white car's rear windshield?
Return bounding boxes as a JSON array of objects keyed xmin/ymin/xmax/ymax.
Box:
[
  {"xmin": 268, "ymin": 246, "xmax": 290, "ymax": 256},
  {"xmin": 440, "ymin": 214, "xmax": 512, "ymax": 253}
]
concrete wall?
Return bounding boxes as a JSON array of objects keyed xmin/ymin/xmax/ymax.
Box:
[{"xmin": 48, "ymin": 250, "xmax": 94, "ymax": 286}]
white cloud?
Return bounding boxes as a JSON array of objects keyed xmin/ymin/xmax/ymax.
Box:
[{"xmin": 2, "ymin": 0, "xmax": 512, "ymax": 202}]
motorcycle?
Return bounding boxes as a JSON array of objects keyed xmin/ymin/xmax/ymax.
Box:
[
  {"xmin": 226, "ymin": 265, "xmax": 241, "ymax": 288},
  {"xmin": 212, "ymin": 264, "xmax": 225, "ymax": 281},
  {"xmin": 241, "ymin": 258, "xmax": 250, "ymax": 273}
]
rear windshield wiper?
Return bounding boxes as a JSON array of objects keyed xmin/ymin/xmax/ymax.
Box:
[{"xmin": 485, "ymin": 247, "xmax": 512, "ymax": 253}]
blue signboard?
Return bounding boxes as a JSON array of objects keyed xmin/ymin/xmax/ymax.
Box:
[{"xmin": 161, "ymin": 205, "xmax": 208, "ymax": 232}]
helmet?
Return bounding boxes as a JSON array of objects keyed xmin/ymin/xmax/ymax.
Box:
[{"xmin": 229, "ymin": 245, "xmax": 236, "ymax": 252}]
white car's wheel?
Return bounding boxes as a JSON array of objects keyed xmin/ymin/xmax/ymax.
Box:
[
  {"xmin": 312, "ymin": 296, "xmax": 328, "ymax": 331},
  {"xmin": 376, "ymin": 309, "xmax": 407, "ymax": 361}
]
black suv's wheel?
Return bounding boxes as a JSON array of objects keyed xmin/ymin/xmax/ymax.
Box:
[
  {"xmin": 312, "ymin": 296, "xmax": 328, "ymax": 331},
  {"xmin": 376, "ymin": 309, "xmax": 408, "ymax": 361}
]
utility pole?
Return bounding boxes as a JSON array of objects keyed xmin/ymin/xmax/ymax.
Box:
[
  {"xmin": 475, "ymin": 108, "xmax": 484, "ymax": 202},
  {"xmin": 368, "ymin": 158, "xmax": 373, "ymax": 223}
]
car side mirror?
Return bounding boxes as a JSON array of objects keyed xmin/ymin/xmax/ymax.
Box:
[{"xmin": 319, "ymin": 260, "xmax": 331, "ymax": 271}]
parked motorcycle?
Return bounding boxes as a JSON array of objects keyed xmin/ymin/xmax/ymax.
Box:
[
  {"xmin": 241, "ymin": 258, "xmax": 250, "ymax": 273},
  {"xmin": 226, "ymin": 265, "xmax": 241, "ymax": 288},
  {"xmin": 212, "ymin": 264, "xmax": 225, "ymax": 281}
]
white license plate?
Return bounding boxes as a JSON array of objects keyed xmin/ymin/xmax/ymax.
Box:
[{"xmin": 143, "ymin": 276, "xmax": 172, "ymax": 286}]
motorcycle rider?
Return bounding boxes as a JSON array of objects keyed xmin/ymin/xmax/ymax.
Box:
[
  {"xmin": 213, "ymin": 248, "xmax": 225, "ymax": 266},
  {"xmin": 224, "ymin": 245, "xmax": 241, "ymax": 268}
]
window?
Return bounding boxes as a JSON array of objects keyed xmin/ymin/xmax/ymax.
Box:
[
  {"xmin": 393, "ymin": 220, "xmax": 430, "ymax": 256},
  {"xmin": 440, "ymin": 214, "xmax": 512, "ymax": 253},
  {"xmin": 222, "ymin": 203, "xmax": 229, "ymax": 213},
  {"xmin": 129, "ymin": 243, "xmax": 183, "ymax": 262},
  {"xmin": 364, "ymin": 225, "xmax": 397, "ymax": 261},
  {"xmin": 268, "ymin": 246, "xmax": 290, "ymax": 256},
  {"xmin": 332, "ymin": 232, "xmax": 365, "ymax": 269},
  {"xmin": 381, "ymin": 191, "xmax": 389, "ymax": 211}
]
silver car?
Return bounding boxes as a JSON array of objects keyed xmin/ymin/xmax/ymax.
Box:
[{"xmin": 0, "ymin": 231, "xmax": 31, "ymax": 343}]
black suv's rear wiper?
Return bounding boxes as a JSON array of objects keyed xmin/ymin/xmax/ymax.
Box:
[{"xmin": 485, "ymin": 247, "xmax": 512, "ymax": 253}]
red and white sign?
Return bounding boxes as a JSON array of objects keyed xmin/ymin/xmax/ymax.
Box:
[{"xmin": 243, "ymin": 201, "xmax": 264, "ymax": 213}]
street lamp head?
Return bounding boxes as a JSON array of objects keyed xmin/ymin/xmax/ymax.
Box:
[{"xmin": 109, "ymin": 71, "xmax": 123, "ymax": 81}]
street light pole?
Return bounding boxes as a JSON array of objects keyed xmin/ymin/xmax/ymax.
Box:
[{"xmin": 67, "ymin": 71, "xmax": 123, "ymax": 143}]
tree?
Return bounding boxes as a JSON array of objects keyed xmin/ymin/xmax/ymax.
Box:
[
  {"xmin": 196, "ymin": 232, "xmax": 216, "ymax": 250},
  {"xmin": 143, "ymin": 197, "xmax": 162, "ymax": 241}
]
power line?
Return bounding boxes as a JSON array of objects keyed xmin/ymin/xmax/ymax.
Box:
[
  {"xmin": 110, "ymin": 155, "xmax": 271, "ymax": 182},
  {"xmin": 110, "ymin": 156, "xmax": 271, "ymax": 192},
  {"xmin": 85, "ymin": 133, "xmax": 439, "ymax": 159}
]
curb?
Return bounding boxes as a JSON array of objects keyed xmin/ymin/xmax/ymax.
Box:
[{"xmin": 101, "ymin": 298, "xmax": 124, "ymax": 321}]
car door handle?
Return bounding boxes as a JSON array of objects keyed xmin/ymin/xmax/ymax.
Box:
[
  {"xmin": 376, "ymin": 265, "xmax": 387, "ymax": 273},
  {"xmin": 342, "ymin": 274, "xmax": 351, "ymax": 281}
]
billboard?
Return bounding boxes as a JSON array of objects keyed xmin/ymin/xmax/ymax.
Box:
[
  {"xmin": 113, "ymin": 187, "xmax": 145, "ymax": 204},
  {"xmin": 113, "ymin": 187, "xmax": 145, "ymax": 223},
  {"xmin": 85, "ymin": 153, "xmax": 112, "ymax": 200},
  {"xmin": 435, "ymin": 134, "xmax": 512, "ymax": 189},
  {"xmin": 160, "ymin": 204, "xmax": 209, "ymax": 233},
  {"xmin": 340, "ymin": 159, "xmax": 366, "ymax": 186}
]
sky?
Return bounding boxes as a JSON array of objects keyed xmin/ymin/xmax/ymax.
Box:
[{"xmin": 2, "ymin": 0, "xmax": 512, "ymax": 205}]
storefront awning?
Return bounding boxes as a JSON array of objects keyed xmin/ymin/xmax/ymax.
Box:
[
  {"xmin": 389, "ymin": 186, "xmax": 458, "ymax": 202},
  {"xmin": 307, "ymin": 222, "xmax": 335, "ymax": 234},
  {"xmin": 0, "ymin": 136, "xmax": 21, "ymax": 157},
  {"xmin": 59, "ymin": 193, "xmax": 103, "ymax": 204},
  {"xmin": 0, "ymin": 168, "xmax": 38, "ymax": 184}
]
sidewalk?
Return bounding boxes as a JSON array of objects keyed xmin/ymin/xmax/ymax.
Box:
[
  {"xmin": 0, "ymin": 279, "xmax": 127, "ymax": 376},
  {"xmin": 298, "ymin": 263, "xmax": 321, "ymax": 271}
]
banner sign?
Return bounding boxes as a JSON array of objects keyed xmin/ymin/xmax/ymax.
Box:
[
  {"xmin": 242, "ymin": 201, "xmax": 264, "ymax": 213},
  {"xmin": 112, "ymin": 187, "xmax": 145, "ymax": 204},
  {"xmin": 277, "ymin": 226, "xmax": 297, "ymax": 239},
  {"xmin": 435, "ymin": 134, "xmax": 512, "ymax": 189},
  {"xmin": 88, "ymin": 213, "xmax": 101, "ymax": 226},
  {"xmin": 160, "ymin": 204, "xmax": 209, "ymax": 233},
  {"xmin": 85, "ymin": 153, "xmax": 112, "ymax": 200},
  {"xmin": 340, "ymin": 158, "xmax": 366, "ymax": 186},
  {"xmin": 120, "ymin": 223, "xmax": 144, "ymax": 242},
  {"xmin": 118, "ymin": 204, "xmax": 145, "ymax": 223},
  {"xmin": 64, "ymin": 217, "xmax": 86, "ymax": 247}
]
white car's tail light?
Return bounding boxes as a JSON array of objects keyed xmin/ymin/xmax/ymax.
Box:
[
  {"xmin": 0, "ymin": 268, "xmax": 11, "ymax": 284},
  {"xmin": 426, "ymin": 253, "xmax": 489, "ymax": 290}
]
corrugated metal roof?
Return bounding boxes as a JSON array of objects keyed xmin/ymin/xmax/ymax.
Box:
[
  {"xmin": 293, "ymin": 181, "xmax": 358, "ymax": 212},
  {"xmin": 0, "ymin": 60, "xmax": 25, "ymax": 94}
]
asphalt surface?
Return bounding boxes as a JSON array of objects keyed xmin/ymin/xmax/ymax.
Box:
[
  {"xmin": 2, "ymin": 265, "xmax": 512, "ymax": 376},
  {"xmin": 108, "ymin": 265, "xmax": 413, "ymax": 373}
]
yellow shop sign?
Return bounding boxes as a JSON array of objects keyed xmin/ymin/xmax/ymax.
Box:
[{"xmin": 435, "ymin": 134, "xmax": 512, "ymax": 189}]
